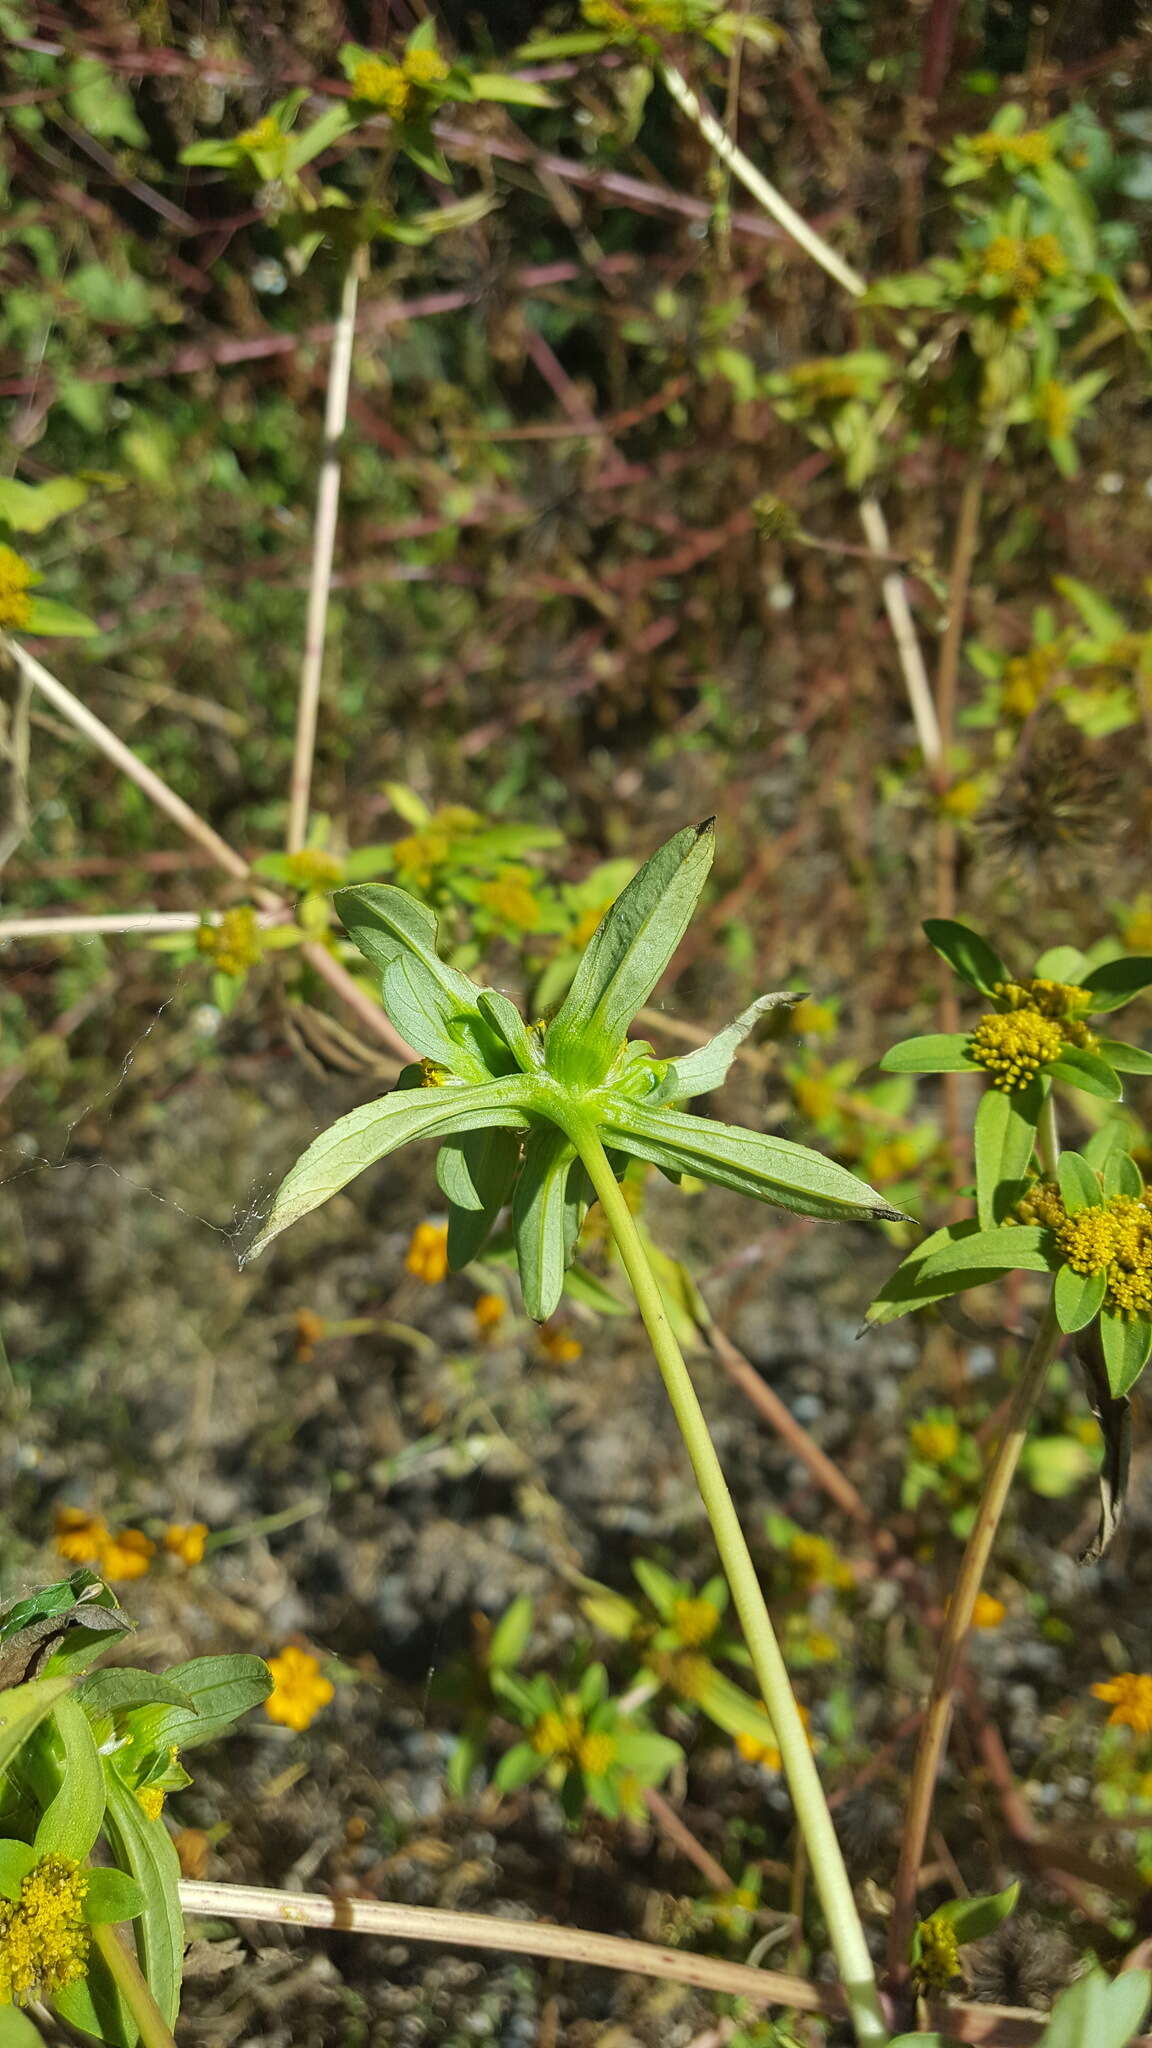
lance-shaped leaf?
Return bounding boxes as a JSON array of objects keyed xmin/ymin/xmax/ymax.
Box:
[
  {"xmin": 863, "ymin": 1220, "xmax": 1013, "ymax": 1327},
  {"xmin": 1098, "ymin": 1038, "xmax": 1152, "ymax": 1075},
  {"xmin": 439, "ymin": 1126, "xmax": 521, "ymax": 1269},
  {"xmin": 1054, "ymin": 1264, "xmax": 1107, "ymax": 1334},
  {"xmin": 545, "ymin": 821, "xmax": 715, "ymax": 1088},
  {"xmin": 1078, "ymin": 955, "xmax": 1152, "ymax": 1013},
  {"xmin": 477, "ymin": 988, "xmax": 540, "ymax": 1074},
  {"xmin": 922, "ymin": 918, "xmax": 1010, "ymax": 996},
  {"xmin": 512, "ymin": 1126, "xmax": 589, "ymax": 1321},
  {"xmin": 649, "ymin": 990, "xmax": 799, "ymax": 1105},
  {"xmin": 245, "ymin": 1077, "xmax": 532, "ymax": 1260},
  {"xmin": 1035, "ymin": 944, "xmax": 1088, "ymax": 983},
  {"xmin": 602, "ymin": 1102, "xmax": 905, "ymax": 1223},
  {"xmin": 334, "ymin": 885, "xmax": 500, "ymax": 1077},
  {"xmin": 916, "ymin": 1225, "xmax": 1052, "ymax": 1284},
  {"xmin": 1100, "ymin": 1311, "xmax": 1152, "ymax": 1398},
  {"xmin": 1048, "ymin": 1048, "xmax": 1123, "ymax": 1099},
  {"xmin": 1104, "ymin": 1149, "xmax": 1144, "ymax": 1199},
  {"xmin": 1057, "ymin": 1152, "xmax": 1103, "ymax": 1212},
  {"xmin": 1037, "ymin": 1967, "xmax": 1151, "ymax": 2048},
  {"xmin": 880, "ymin": 1033, "xmax": 975, "ymax": 1074},
  {"xmin": 33, "ymin": 1696, "xmax": 104, "ymax": 1860},
  {"xmin": 974, "ymin": 1080, "xmax": 1042, "ymax": 1227}
]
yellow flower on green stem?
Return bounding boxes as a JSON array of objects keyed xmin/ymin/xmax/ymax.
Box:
[
  {"xmin": 350, "ymin": 57, "xmax": 410, "ymax": 116},
  {"xmin": 265, "ymin": 1645, "xmax": 334, "ymax": 1731},
  {"xmin": 164, "ymin": 1522, "xmax": 208, "ymax": 1567},
  {"xmin": 0, "ymin": 545, "xmax": 33, "ymax": 631},
  {"xmin": 968, "ymin": 1009, "xmax": 1065, "ymax": 1090},
  {"xmin": 405, "ymin": 1220, "xmax": 449, "ymax": 1283},
  {"xmin": 403, "ymin": 46, "xmax": 450, "ymax": 86},
  {"xmin": 1092, "ymin": 1671, "xmax": 1152, "ymax": 1735},
  {"xmin": 0, "ymin": 1855, "xmax": 89, "ymax": 2006}
]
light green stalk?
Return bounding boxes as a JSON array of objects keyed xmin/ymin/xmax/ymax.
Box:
[
  {"xmin": 90, "ymin": 1920, "xmax": 178, "ymax": 2048},
  {"xmin": 568, "ymin": 1116, "xmax": 889, "ymax": 2047}
]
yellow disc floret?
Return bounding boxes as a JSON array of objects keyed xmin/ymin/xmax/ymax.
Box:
[
  {"xmin": 577, "ymin": 1730, "xmax": 618, "ymax": 1776},
  {"xmin": 403, "ymin": 47, "xmax": 450, "ymax": 86},
  {"xmin": 671, "ymin": 1595, "xmax": 722, "ymax": 1647},
  {"xmin": 0, "ymin": 546, "xmax": 34, "ymax": 631},
  {"xmin": 351, "ymin": 57, "xmax": 410, "ymax": 117},
  {"xmin": 1016, "ymin": 1179, "xmax": 1152, "ymax": 1319},
  {"xmin": 968, "ymin": 1008, "xmax": 1064, "ymax": 1089},
  {"xmin": 0, "ymin": 1855, "xmax": 89, "ymax": 2006}
]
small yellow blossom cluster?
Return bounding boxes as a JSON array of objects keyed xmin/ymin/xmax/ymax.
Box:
[
  {"xmin": 968, "ymin": 1008, "xmax": 1065, "ymax": 1089},
  {"xmin": 475, "ymin": 867, "xmax": 542, "ymax": 932},
  {"xmin": 55, "ymin": 1507, "xmax": 206, "ymax": 1578},
  {"xmin": 791, "ymin": 1067, "xmax": 838, "ymax": 1124},
  {"xmin": 284, "ymin": 848, "xmax": 343, "ymax": 889},
  {"xmin": 1016, "ymin": 1181, "xmax": 1152, "ymax": 1317},
  {"xmin": 350, "ymin": 46, "xmax": 450, "ymax": 118},
  {"xmin": 405, "ymin": 1220, "xmax": 449, "ymax": 1284},
  {"xmin": 237, "ymin": 115, "xmax": 282, "ymax": 154},
  {"xmin": 788, "ymin": 1531, "xmax": 854, "ymax": 1593},
  {"xmin": 866, "ymin": 1136, "xmax": 919, "ymax": 1184},
  {"xmin": 909, "ymin": 1412, "xmax": 961, "ymax": 1464},
  {"xmin": 670, "ymin": 1594, "xmax": 722, "ymax": 1647},
  {"xmin": 1093, "ymin": 1671, "xmax": 1152, "ymax": 1734},
  {"xmin": 265, "ymin": 1645, "xmax": 334, "ymax": 1731},
  {"xmin": 474, "ymin": 1291, "xmax": 506, "ymax": 1337},
  {"xmin": 530, "ymin": 1697, "xmax": 618, "ymax": 1776},
  {"xmin": 294, "ymin": 1307, "xmax": 327, "ymax": 1362},
  {"xmin": 537, "ymin": 1321, "xmax": 583, "ymax": 1363},
  {"xmin": 914, "ymin": 1911, "xmax": 962, "ymax": 1990},
  {"xmin": 995, "ymin": 976, "xmax": 1093, "ymax": 1028},
  {"xmin": 196, "ymin": 905, "xmax": 263, "ymax": 978},
  {"xmin": 978, "ymin": 230, "xmax": 1066, "ymax": 298},
  {"xmin": 0, "ymin": 1855, "xmax": 89, "ymax": 2006},
  {"xmin": 0, "ymin": 545, "xmax": 34, "ymax": 631},
  {"xmin": 966, "ymin": 127, "xmax": 1054, "ymax": 170},
  {"xmin": 1001, "ymin": 644, "xmax": 1060, "ymax": 718},
  {"xmin": 785, "ymin": 359, "xmax": 864, "ymax": 402},
  {"xmin": 736, "ymin": 1701, "xmax": 811, "ymax": 1771},
  {"xmin": 583, "ymin": 0, "xmax": 693, "ymax": 30}
]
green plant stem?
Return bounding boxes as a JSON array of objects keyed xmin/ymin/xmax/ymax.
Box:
[
  {"xmin": 90, "ymin": 1920, "xmax": 178, "ymax": 2048},
  {"xmin": 886, "ymin": 1293, "xmax": 1063, "ymax": 1982},
  {"xmin": 570, "ymin": 1120, "xmax": 889, "ymax": 2047}
]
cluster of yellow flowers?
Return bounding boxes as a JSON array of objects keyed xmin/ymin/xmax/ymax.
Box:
[
  {"xmin": 264, "ymin": 1645, "xmax": 334, "ymax": 1731},
  {"xmin": 0, "ymin": 1856, "xmax": 89, "ymax": 2007},
  {"xmin": 0, "ymin": 545, "xmax": 33, "ymax": 631},
  {"xmin": 909, "ymin": 1413, "xmax": 961, "ymax": 1464},
  {"xmin": 405, "ymin": 1220, "xmax": 449, "ymax": 1284},
  {"xmin": 350, "ymin": 46, "xmax": 450, "ymax": 119},
  {"xmin": 1093, "ymin": 1671, "xmax": 1152, "ymax": 1735},
  {"xmin": 1017, "ymin": 1180, "xmax": 1152, "ymax": 1317},
  {"xmin": 670, "ymin": 1594, "xmax": 722, "ymax": 1647},
  {"xmin": 966, "ymin": 127, "xmax": 1054, "ymax": 170},
  {"xmin": 55, "ymin": 1507, "xmax": 206, "ymax": 1578},
  {"xmin": 475, "ymin": 868, "xmax": 542, "ymax": 931},
  {"xmin": 196, "ymin": 905, "xmax": 263, "ymax": 978},
  {"xmin": 736, "ymin": 1701, "xmax": 812, "ymax": 1772},
  {"xmin": 788, "ymin": 1530, "xmax": 854, "ymax": 1593},
  {"xmin": 968, "ymin": 1009, "xmax": 1065, "ymax": 1089},
  {"xmin": 583, "ymin": 0, "xmax": 694, "ymax": 31},
  {"xmin": 1001, "ymin": 643, "xmax": 1061, "ymax": 717},
  {"xmin": 237, "ymin": 115, "xmax": 282, "ymax": 154},
  {"xmin": 978, "ymin": 230, "xmax": 1066, "ymax": 297},
  {"xmin": 529, "ymin": 1696, "xmax": 617, "ymax": 1776}
]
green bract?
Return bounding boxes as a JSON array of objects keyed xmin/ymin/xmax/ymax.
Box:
[{"xmin": 248, "ymin": 822, "xmax": 903, "ymax": 1318}]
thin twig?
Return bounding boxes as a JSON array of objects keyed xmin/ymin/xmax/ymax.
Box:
[
  {"xmin": 659, "ymin": 63, "xmax": 866, "ymax": 298},
  {"xmin": 286, "ymin": 251, "xmax": 363, "ymax": 854},
  {"xmin": 704, "ymin": 1320, "xmax": 877, "ymax": 1534},
  {"xmin": 858, "ymin": 499, "xmax": 942, "ymax": 772},
  {"xmin": 643, "ymin": 1785, "xmax": 731, "ymax": 1891},
  {"xmin": 0, "ymin": 911, "xmax": 253, "ymax": 940},
  {"xmin": 887, "ymin": 1299, "xmax": 1064, "ymax": 1983}
]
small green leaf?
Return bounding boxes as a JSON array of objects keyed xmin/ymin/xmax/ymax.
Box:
[
  {"xmin": 334, "ymin": 885, "xmax": 493, "ymax": 1076},
  {"xmin": 917, "ymin": 1225, "xmax": 1052, "ymax": 1282},
  {"xmin": 880, "ymin": 1034, "xmax": 975, "ymax": 1074},
  {"xmin": 1097, "ymin": 1038, "xmax": 1152, "ymax": 1075},
  {"xmin": 1054, "ymin": 1263, "xmax": 1107, "ymax": 1333},
  {"xmin": 34, "ymin": 1697, "xmax": 105, "ymax": 1860},
  {"xmin": 488, "ymin": 1598, "xmax": 534, "ymax": 1671},
  {"xmin": 0, "ymin": 2010, "xmax": 48, "ymax": 2045},
  {"xmin": 22, "ymin": 597, "xmax": 98, "ymax": 637},
  {"xmin": 117, "ymin": 1655, "xmax": 271, "ymax": 1754},
  {"xmin": 1079, "ymin": 956, "xmax": 1152, "ymax": 1012},
  {"xmin": 1038, "ymin": 1965, "xmax": 1150, "ymax": 2048},
  {"xmin": 1100, "ymin": 1312, "xmax": 1152, "ymax": 1398},
  {"xmin": 494, "ymin": 1741, "xmax": 547, "ymax": 1791},
  {"xmin": 476, "ymin": 989, "xmax": 539, "ymax": 1074},
  {"xmin": 0, "ymin": 1840, "xmax": 37, "ymax": 1902},
  {"xmin": 545, "ymin": 821, "xmax": 715, "ymax": 1087},
  {"xmin": 1104, "ymin": 1150, "xmax": 1144, "ymax": 1199},
  {"xmin": 77, "ymin": 1670, "xmax": 197, "ymax": 1717},
  {"xmin": 1048, "ymin": 1049, "xmax": 1124, "ymax": 1099},
  {"xmin": 1058, "ymin": 1152, "xmax": 1104, "ymax": 1212},
  {"xmin": 512, "ymin": 1126, "xmax": 585, "ymax": 1322},
  {"xmin": 603, "ymin": 1103, "xmax": 905, "ymax": 1223},
  {"xmin": 469, "ymin": 72, "xmax": 558, "ymax": 105},
  {"xmin": 865, "ymin": 1223, "xmax": 995, "ymax": 1326},
  {"xmin": 922, "ymin": 918, "xmax": 1010, "ymax": 995},
  {"xmin": 0, "ymin": 476, "xmax": 88, "ymax": 533},
  {"xmin": 1035, "ymin": 945, "xmax": 1088, "ymax": 982},
  {"xmin": 651, "ymin": 989, "xmax": 799, "ymax": 1103},
  {"xmin": 930, "ymin": 1880, "xmax": 1019, "ymax": 1945},
  {"xmin": 245, "ymin": 1077, "xmax": 531, "ymax": 1259},
  {"xmin": 84, "ymin": 1868, "xmax": 147, "ymax": 1924},
  {"xmin": 974, "ymin": 1081, "xmax": 1041, "ymax": 1226},
  {"xmin": 441, "ymin": 1126, "xmax": 520, "ymax": 1269}
]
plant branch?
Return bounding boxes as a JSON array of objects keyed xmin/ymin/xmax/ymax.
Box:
[
  {"xmin": 286, "ymin": 249, "xmax": 363, "ymax": 855},
  {"xmin": 858, "ymin": 498, "xmax": 943, "ymax": 772},
  {"xmin": 569, "ymin": 1121, "xmax": 889, "ymax": 2047},
  {"xmin": 659, "ymin": 63, "xmax": 867, "ymax": 298},
  {"xmin": 90, "ymin": 1920, "xmax": 178, "ymax": 2048},
  {"xmin": 886, "ymin": 1295, "xmax": 1064, "ymax": 1982}
]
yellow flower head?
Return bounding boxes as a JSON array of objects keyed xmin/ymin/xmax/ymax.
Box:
[
  {"xmin": 294, "ymin": 1307, "xmax": 327, "ymax": 1361},
  {"xmin": 391, "ymin": 829, "xmax": 451, "ymax": 887},
  {"xmin": 790, "ymin": 998, "xmax": 836, "ymax": 1037},
  {"xmin": 868, "ymin": 1137, "xmax": 919, "ymax": 1184},
  {"xmin": 531, "ymin": 1706, "xmax": 582, "ymax": 1758},
  {"xmin": 405, "ymin": 1220, "xmax": 449, "ymax": 1284},
  {"xmin": 968, "ymin": 1008, "xmax": 1064, "ymax": 1090},
  {"xmin": 1092, "ymin": 1671, "xmax": 1152, "ymax": 1735},
  {"xmin": 196, "ymin": 905, "xmax": 262, "ymax": 978},
  {"xmin": 0, "ymin": 545, "xmax": 33, "ymax": 631},
  {"xmin": 1002, "ymin": 647, "xmax": 1057, "ymax": 718},
  {"xmin": 284, "ymin": 848, "xmax": 343, "ymax": 890},
  {"xmin": 403, "ymin": 46, "xmax": 450, "ymax": 86},
  {"xmin": 265, "ymin": 1645, "xmax": 334, "ymax": 1731},
  {"xmin": 136, "ymin": 1787, "xmax": 166, "ymax": 1822},
  {"xmin": 736, "ymin": 1729, "xmax": 781, "ymax": 1768},
  {"xmin": 671, "ymin": 1595, "xmax": 722, "ymax": 1648},
  {"xmin": 100, "ymin": 1528, "xmax": 155, "ymax": 1582},
  {"xmin": 475, "ymin": 869, "xmax": 542, "ymax": 932},
  {"xmin": 972, "ymin": 1591, "xmax": 1007, "ymax": 1629},
  {"xmin": 474, "ymin": 1291, "xmax": 506, "ymax": 1335},
  {"xmin": 792, "ymin": 1069, "xmax": 838, "ymax": 1123},
  {"xmin": 788, "ymin": 1531, "xmax": 854, "ymax": 1592},
  {"xmin": 164, "ymin": 1523, "xmax": 208, "ymax": 1568},
  {"xmin": 909, "ymin": 1414, "xmax": 961, "ymax": 1464},
  {"xmin": 577, "ymin": 1730, "xmax": 618, "ymax": 1776},
  {"xmin": 1122, "ymin": 902, "xmax": 1152, "ymax": 953},
  {"xmin": 0, "ymin": 1855, "xmax": 89, "ymax": 2006},
  {"xmin": 54, "ymin": 1506, "xmax": 108, "ymax": 1565},
  {"xmin": 537, "ymin": 1322, "xmax": 583, "ymax": 1364},
  {"xmin": 350, "ymin": 56, "xmax": 410, "ymax": 117},
  {"xmin": 237, "ymin": 115, "xmax": 282, "ymax": 153},
  {"xmin": 915, "ymin": 1912, "xmax": 961, "ymax": 1990}
]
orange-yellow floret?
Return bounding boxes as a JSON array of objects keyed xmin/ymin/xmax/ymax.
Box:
[
  {"xmin": 405, "ymin": 1221, "xmax": 449, "ymax": 1284},
  {"xmin": 265, "ymin": 1645, "xmax": 334, "ymax": 1731},
  {"xmin": 968, "ymin": 1008, "xmax": 1064, "ymax": 1089},
  {"xmin": 1093, "ymin": 1671, "xmax": 1152, "ymax": 1734}
]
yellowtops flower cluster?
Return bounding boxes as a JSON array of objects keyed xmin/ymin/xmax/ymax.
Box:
[
  {"xmin": 978, "ymin": 231, "xmax": 1066, "ymax": 297},
  {"xmin": 1092, "ymin": 1671, "xmax": 1152, "ymax": 1735},
  {"xmin": 0, "ymin": 1856, "xmax": 88, "ymax": 2006},
  {"xmin": 583, "ymin": 0, "xmax": 694, "ymax": 30},
  {"xmin": 55, "ymin": 1507, "xmax": 206, "ymax": 1578},
  {"xmin": 1017, "ymin": 1180, "xmax": 1152, "ymax": 1316},
  {"xmin": 530, "ymin": 1697, "xmax": 617, "ymax": 1776},
  {"xmin": 915, "ymin": 1912, "xmax": 962, "ymax": 1990},
  {"xmin": 670, "ymin": 1594, "xmax": 722, "ymax": 1647},
  {"xmin": 196, "ymin": 905, "xmax": 262, "ymax": 978},
  {"xmin": 968, "ymin": 1010, "xmax": 1065, "ymax": 1089},
  {"xmin": 966, "ymin": 127, "xmax": 1054, "ymax": 170},
  {"xmin": 788, "ymin": 1530, "xmax": 854, "ymax": 1592},
  {"xmin": 238, "ymin": 115, "xmax": 282, "ymax": 154},
  {"xmin": 909, "ymin": 1413, "xmax": 961, "ymax": 1464},
  {"xmin": 350, "ymin": 46, "xmax": 450, "ymax": 118},
  {"xmin": 0, "ymin": 545, "xmax": 33, "ymax": 631},
  {"xmin": 265, "ymin": 1645, "xmax": 334, "ymax": 1731},
  {"xmin": 1002, "ymin": 644, "xmax": 1060, "ymax": 717}
]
